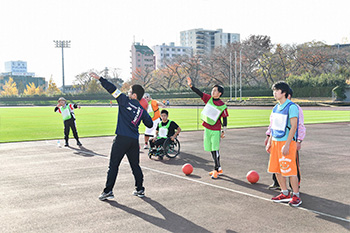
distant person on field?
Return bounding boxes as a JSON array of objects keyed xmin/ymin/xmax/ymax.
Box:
[
  {"xmin": 143, "ymin": 93, "xmax": 166, "ymax": 149},
  {"xmin": 264, "ymin": 88, "xmax": 306, "ymax": 190},
  {"xmin": 187, "ymin": 77, "xmax": 228, "ymax": 179},
  {"xmin": 54, "ymin": 97, "xmax": 82, "ymax": 147},
  {"xmin": 265, "ymin": 81, "xmax": 302, "ymax": 207}
]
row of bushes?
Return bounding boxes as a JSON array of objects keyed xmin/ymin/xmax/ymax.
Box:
[{"xmin": 0, "ymin": 86, "xmax": 335, "ymax": 103}]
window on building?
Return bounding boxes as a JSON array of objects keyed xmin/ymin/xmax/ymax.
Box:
[
  {"xmin": 172, "ymin": 48, "xmax": 175, "ymax": 51},
  {"xmin": 166, "ymin": 48, "xmax": 169, "ymax": 51}
]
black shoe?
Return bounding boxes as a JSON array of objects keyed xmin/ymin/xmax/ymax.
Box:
[
  {"xmin": 99, "ymin": 191, "xmax": 114, "ymax": 201},
  {"xmin": 268, "ymin": 183, "xmax": 280, "ymax": 190},
  {"xmin": 64, "ymin": 143, "xmax": 69, "ymax": 147},
  {"xmin": 132, "ymin": 188, "xmax": 145, "ymax": 197},
  {"xmin": 77, "ymin": 141, "xmax": 82, "ymax": 146}
]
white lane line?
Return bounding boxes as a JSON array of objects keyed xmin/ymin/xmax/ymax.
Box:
[
  {"xmin": 140, "ymin": 164, "xmax": 350, "ymax": 224},
  {"xmin": 76, "ymin": 149, "xmax": 350, "ymax": 223}
]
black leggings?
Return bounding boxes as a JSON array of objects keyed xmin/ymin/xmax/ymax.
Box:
[
  {"xmin": 104, "ymin": 135, "xmax": 144, "ymax": 193},
  {"xmin": 64, "ymin": 118, "xmax": 79, "ymax": 142},
  {"xmin": 211, "ymin": 151, "xmax": 221, "ymax": 171}
]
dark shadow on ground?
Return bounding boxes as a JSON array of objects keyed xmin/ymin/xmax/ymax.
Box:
[
  {"xmin": 219, "ymin": 174, "xmax": 278, "ymax": 196},
  {"xmin": 68, "ymin": 146, "xmax": 107, "ymax": 157},
  {"xmin": 220, "ymin": 174, "xmax": 349, "ymax": 229},
  {"xmin": 157, "ymin": 152, "xmax": 213, "ymax": 172},
  {"xmin": 300, "ymin": 193, "xmax": 350, "ymax": 230},
  {"xmin": 107, "ymin": 197, "xmax": 212, "ymax": 233},
  {"xmin": 220, "ymin": 175, "xmax": 349, "ymax": 229}
]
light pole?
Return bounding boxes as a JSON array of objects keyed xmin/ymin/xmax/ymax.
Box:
[
  {"xmin": 54, "ymin": 40, "xmax": 71, "ymax": 92},
  {"xmin": 239, "ymin": 49, "xmax": 242, "ymax": 101},
  {"xmin": 229, "ymin": 52, "xmax": 232, "ymax": 101},
  {"xmin": 234, "ymin": 51, "xmax": 237, "ymax": 100}
]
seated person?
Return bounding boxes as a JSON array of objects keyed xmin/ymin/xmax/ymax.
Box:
[{"xmin": 149, "ymin": 109, "xmax": 181, "ymax": 150}]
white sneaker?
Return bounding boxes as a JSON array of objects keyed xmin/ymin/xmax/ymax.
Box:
[{"xmin": 143, "ymin": 144, "xmax": 149, "ymax": 149}]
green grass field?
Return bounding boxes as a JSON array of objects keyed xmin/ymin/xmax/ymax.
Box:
[{"xmin": 0, "ymin": 106, "xmax": 349, "ymax": 143}]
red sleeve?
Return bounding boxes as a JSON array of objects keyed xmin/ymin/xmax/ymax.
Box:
[
  {"xmin": 221, "ymin": 108, "xmax": 229, "ymax": 117},
  {"xmin": 58, "ymin": 108, "xmax": 62, "ymax": 113},
  {"xmin": 69, "ymin": 104, "xmax": 74, "ymax": 110},
  {"xmin": 201, "ymin": 93, "xmax": 211, "ymax": 103}
]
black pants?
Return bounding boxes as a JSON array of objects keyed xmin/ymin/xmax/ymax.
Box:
[
  {"xmin": 149, "ymin": 138, "xmax": 166, "ymax": 148},
  {"xmin": 272, "ymin": 150, "xmax": 301, "ymax": 185},
  {"xmin": 64, "ymin": 118, "xmax": 79, "ymax": 143},
  {"xmin": 104, "ymin": 135, "xmax": 144, "ymax": 193}
]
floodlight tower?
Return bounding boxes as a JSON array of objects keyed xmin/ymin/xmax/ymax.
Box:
[{"xmin": 53, "ymin": 40, "xmax": 71, "ymax": 92}]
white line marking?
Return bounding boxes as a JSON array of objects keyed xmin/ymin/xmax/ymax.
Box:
[
  {"xmin": 140, "ymin": 164, "xmax": 350, "ymax": 224},
  {"xmin": 76, "ymin": 149, "xmax": 350, "ymax": 223}
]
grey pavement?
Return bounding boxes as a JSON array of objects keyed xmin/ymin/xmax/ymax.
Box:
[{"xmin": 0, "ymin": 123, "xmax": 349, "ymax": 232}]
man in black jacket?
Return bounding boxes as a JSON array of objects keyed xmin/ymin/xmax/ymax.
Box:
[{"xmin": 90, "ymin": 72, "xmax": 153, "ymax": 200}]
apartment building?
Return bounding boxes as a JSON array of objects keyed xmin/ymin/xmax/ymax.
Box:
[
  {"xmin": 152, "ymin": 42, "xmax": 192, "ymax": 69},
  {"xmin": 180, "ymin": 28, "xmax": 240, "ymax": 55}
]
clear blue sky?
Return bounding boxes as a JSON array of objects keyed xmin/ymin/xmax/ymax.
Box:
[{"xmin": 1, "ymin": 0, "xmax": 349, "ymax": 87}]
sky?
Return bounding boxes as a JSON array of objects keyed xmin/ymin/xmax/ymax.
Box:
[{"xmin": 0, "ymin": 0, "xmax": 349, "ymax": 87}]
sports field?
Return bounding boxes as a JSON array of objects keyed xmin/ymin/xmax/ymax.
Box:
[{"xmin": 0, "ymin": 106, "xmax": 349, "ymax": 142}]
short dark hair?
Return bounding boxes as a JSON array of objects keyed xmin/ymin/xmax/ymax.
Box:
[
  {"xmin": 131, "ymin": 84, "xmax": 144, "ymax": 101},
  {"xmin": 272, "ymin": 81, "xmax": 290, "ymax": 98},
  {"xmin": 213, "ymin": 84, "xmax": 224, "ymax": 96},
  {"xmin": 161, "ymin": 109, "xmax": 168, "ymax": 115},
  {"xmin": 289, "ymin": 88, "xmax": 293, "ymax": 98}
]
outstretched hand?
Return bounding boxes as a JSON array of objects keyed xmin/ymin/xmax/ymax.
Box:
[
  {"xmin": 89, "ymin": 72, "xmax": 100, "ymax": 80},
  {"xmin": 186, "ymin": 77, "xmax": 192, "ymax": 87}
]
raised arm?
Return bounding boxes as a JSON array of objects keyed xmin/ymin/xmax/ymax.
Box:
[
  {"xmin": 187, "ymin": 77, "xmax": 203, "ymax": 98},
  {"xmin": 90, "ymin": 72, "xmax": 122, "ymax": 99}
]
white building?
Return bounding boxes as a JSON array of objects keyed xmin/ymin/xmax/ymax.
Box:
[
  {"xmin": 4, "ymin": 60, "xmax": 35, "ymax": 77},
  {"xmin": 152, "ymin": 42, "xmax": 192, "ymax": 69},
  {"xmin": 214, "ymin": 31, "xmax": 240, "ymax": 47},
  {"xmin": 180, "ymin": 28, "xmax": 240, "ymax": 55}
]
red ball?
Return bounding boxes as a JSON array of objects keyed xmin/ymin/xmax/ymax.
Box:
[
  {"xmin": 140, "ymin": 98, "xmax": 148, "ymax": 110},
  {"xmin": 182, "ymin": 163, "xmax": 193, "ymax": 175},
  {"xmin": 246, "ymin": 170, "xmax": 259, "ymax": 184}
]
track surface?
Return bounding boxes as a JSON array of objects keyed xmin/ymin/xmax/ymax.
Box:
[{"xmin": 1, "ymin": 123, "xmax": 349, "ymax": 232}]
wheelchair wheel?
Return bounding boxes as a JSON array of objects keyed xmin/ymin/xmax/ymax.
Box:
[{"xmin": 163, "ymin": 138, "xmax": 180, "ymax": 158}]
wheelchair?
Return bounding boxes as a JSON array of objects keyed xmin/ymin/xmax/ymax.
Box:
[{"xmin": 148, "ymin": 137, "xmax": 180, "ymax": 160}]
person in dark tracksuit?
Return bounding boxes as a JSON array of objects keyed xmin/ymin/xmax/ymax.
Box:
[
  {"xmin": 89, "ymin": 72, "xmax": 153, "ymax": 201},
  {"xmin": 55, "ymin": 97, "xmax": 82, "ymax": 147}
]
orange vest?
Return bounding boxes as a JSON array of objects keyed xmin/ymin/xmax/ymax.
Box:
[{"xmin": 149, "ymin": 100, "xmax": 160, "ymax": 121}]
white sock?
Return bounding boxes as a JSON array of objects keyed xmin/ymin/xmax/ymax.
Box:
[{"xmin": 282, "ymin": 190, "xmax": 289, "ymax": 196}]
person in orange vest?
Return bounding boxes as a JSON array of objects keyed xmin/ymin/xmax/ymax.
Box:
[{"xmin": 143, "ymin": 93, "xmax": 166, "ymax": 149}]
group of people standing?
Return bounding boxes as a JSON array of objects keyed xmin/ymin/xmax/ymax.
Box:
[{"xmin": 54, "ymin": 73, "xmax": 305, "ymax": 207}]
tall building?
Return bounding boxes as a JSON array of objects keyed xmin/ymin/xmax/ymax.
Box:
[
  {"xmin": 152, "ymin": 42, "xmax": 192, "ymax": 69},
  {"xmin": 180, "ymin": 28, "xmax": 240, "ymax": 55},
  {"xmin": 214, "ymin": 31, "xmax": 240, "ymax": 47},
  {"xmin": 0, "ymin": 61, "xmax": 46, "ymax": 93},
  {"xmin": 131, "ymin": 42, "xmax": 155, "ymax": 74}
]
